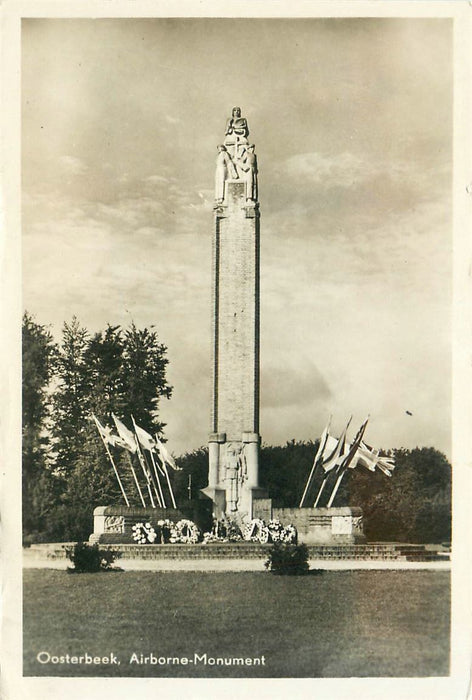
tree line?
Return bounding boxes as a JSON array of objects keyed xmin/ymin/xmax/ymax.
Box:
[
  {"xmin": 22, "ymin": 312, "xmax": 172, "ymax": 543},
  {"xmin": 23, "ymin": 312, "xmax": 451, "ymax": 544},
  {"xmin": 176, "ymin": 442, "xmax": 451, "ymax": 544}
]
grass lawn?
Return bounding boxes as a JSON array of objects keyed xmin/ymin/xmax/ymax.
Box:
[{"xmin": 23, "ymin": 569, "xmax": 450, "ymax": 678}]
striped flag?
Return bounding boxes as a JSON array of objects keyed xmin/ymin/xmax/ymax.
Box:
[{"xmin": 355, "ymin": 441, "xmax": 395, "ymax": 476}]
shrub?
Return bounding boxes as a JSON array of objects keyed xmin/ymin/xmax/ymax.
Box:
[
  {"xmin": 265, "ymin": 542, "xmax": 310, "ymax": 576},
  {"xmin": 66, "ymin": 541, "xmax": 120, "ymax": 573}
]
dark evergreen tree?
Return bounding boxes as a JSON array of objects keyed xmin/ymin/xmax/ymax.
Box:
[
  {"xmin": 121, "ymin": 323, "xmax": 172, "ymax": 435},
  {"xmin": 22, "ymin": 312, "xmax": 58, "ymax": 542},
  {"xmin": 51, "ymin": 317, "xmax": 91, "ymax": 476},
  {"xmin": 23, "ymin": 316, "xmax": 173, "ymax": 541}
]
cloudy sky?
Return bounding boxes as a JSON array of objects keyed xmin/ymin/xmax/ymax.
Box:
[{"xmin": 22, "ymin": 17, "xmax": 452, "ymax": 458}]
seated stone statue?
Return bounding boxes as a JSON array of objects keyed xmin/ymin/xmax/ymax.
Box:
[{"xmin": 225, "ymin": 106, "xmax": 249, "ymax": 139}]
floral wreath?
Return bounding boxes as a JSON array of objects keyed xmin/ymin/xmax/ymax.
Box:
[
  {"xmin": 156, "ymin": 518, "xmax": 173, "ymax": 544},
  {"xmin": 132, "ymin": 522, "xmax": 157, "ymax": 544},
  {"xmin": 281, "ymin": 523, "xmax": 297, "ymax": 543},
  {"xmin": 243, "ymin": 518, "xmax": 269, "ymax": 544},
  {"xmin": 267, "ymin": 519, "xmax": 285, "ymax": 542},
  {"xmin": 170, "ymin": 519, "xmax": 200, "ymax": 544}
]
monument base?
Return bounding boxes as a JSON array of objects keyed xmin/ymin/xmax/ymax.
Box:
[
  {"xmin": 200, "ymin": 486, "xmax": 269, "ymax": 521},
  {"xmin": 89, "ymin": 503, "xmax": 212, "ymax": 544},
  {"xmin": 273, "ymin": 506, "xmax": 365, "ymax": 544}
]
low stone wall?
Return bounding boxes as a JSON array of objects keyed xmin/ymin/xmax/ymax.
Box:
[
  {"xmin": 273, "ymin": 506, "xmax": 365, "ymax": 544},
  {"xmin": 90, "ymin": 503, "xmax": 212, "ymax": 544}
]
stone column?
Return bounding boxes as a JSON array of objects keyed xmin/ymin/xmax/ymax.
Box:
[{"xmin": 204, "ymin": 108, "xmax": 266, "ymax": 521}]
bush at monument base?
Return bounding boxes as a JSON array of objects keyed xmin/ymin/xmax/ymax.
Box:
[
  {"xmin": 66, "ymin": 542, "xmax": 121, "ymax": 573},
  {"xmin": 265, "ymin": 542, "xmax": 310, "ymax": 576}
]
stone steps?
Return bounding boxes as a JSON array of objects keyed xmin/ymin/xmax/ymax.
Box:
[{"xmin": 26, "ymin": 542, "xmax": 450, "ymax": 562}]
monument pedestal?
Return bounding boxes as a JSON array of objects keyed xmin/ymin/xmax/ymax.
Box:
[
  {"xmin": 89, "ymin": 503, "xmax": 212, "ymax": 544},
  {"xmin": 272, "ymin": 506, "xmax": 365, "ymax": 544},
  {"xmin": 201, "ymin": 485, "xmax": 268, "ymax": 522}
]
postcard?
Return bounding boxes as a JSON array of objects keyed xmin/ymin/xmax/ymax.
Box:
[{"xmin": 1, "ymin": 2, "xmax": 471, "ymax": 699}]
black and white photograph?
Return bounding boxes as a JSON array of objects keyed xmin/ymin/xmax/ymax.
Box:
[{"xmin": 2, "ymin": 2, "xmax": 471, "ymax": 699}]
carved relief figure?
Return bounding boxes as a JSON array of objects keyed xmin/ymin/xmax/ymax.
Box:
[
  {"xmin": 239, "ymin": 144, "xmax": 258, "ymax": 201},
  {"xmin": 215, "ymin": 145, "xmax": 238, "ymax": 202},
  {"xmin": 224, "ymin": 443, "xmax": 242, "ymax": 511}
]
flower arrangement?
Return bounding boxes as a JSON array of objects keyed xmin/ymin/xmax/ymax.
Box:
[
  {"xmin": 243, "ymin": 518, "xmax": 297, "ymax": 544},
  {"xmin": 170, "ymin": 519, "xmax": 201, "ymax": 544},
  {"xmin": 243, "ymin": 518, "xmax": 269, "ymax": 544},
  {"xmin": 156, "ymin": 519, "xmax": 173, "ymax": 544},
  {"xmin": 203, "ymin": 519, "xmax": 243, "ymax": 543},
  {"xmin": 281, "ymin": 523, "xmax": 297, "ymax": 544},
  {"xmin": 267, "ymin": 519, "xmax": 284, "ymax": 542},
  {"xmin": 132, "ymin": 522, "xmax": 157, "ymax": 544}
]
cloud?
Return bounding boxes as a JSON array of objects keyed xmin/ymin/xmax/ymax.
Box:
[
  {"xmin": 165, "ymin": 114, "xmax": 181, "ymax": 125},
  {"xmin": 283, "ymin": 151, "xmax": 376, "ymax": 188},
  {"xmin": 144, "ymin": 175, "xmax": 171, "ymax": 186},
  {"xmin": 261, "ymin": 362, "xmax": 331, "ymax": 409},
  {"xmin": 58, "ymin": 155, "xmax": 88, "ymax": 176}
]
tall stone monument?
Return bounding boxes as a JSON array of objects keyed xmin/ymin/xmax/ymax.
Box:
[{"xmin": 202, "ymin": 108, "xmax": 266, "ymax": 521}]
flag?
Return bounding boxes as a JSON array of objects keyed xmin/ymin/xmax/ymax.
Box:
[
  {"xmin": 112, "ymin": 413, "xmax": 137, "ymax": 453},
  {"xmin": 354, "ymin": 440, "xmax": 395, "ymax": 476},
  {"xmin": 93, "ymin": 414, "xmax": 114, "ymax": 444},
  {"xmin": 155, "ymin": 435, "xmax": 181, "ymax": 471},
  {"xmin": 133, "ymin": 421, "xmax": 156, "ymax": 452},
  {"xmin": 355, "ymin": 442, "xmax": 379, "ymax": 472},
  {"xmin": 93, "ymin": 414, "xmax": 127, "ymax": 449},
  {"xmin": 320, "ymin": 417, "xmax": 352, "ymax": 473},
  {"xmin": 343, "ymin": 417, "xmax": 369, "ymax": 470},
  {"xmin": 313, "ymin": 417, "xmax": 332, "ymax": 467}
]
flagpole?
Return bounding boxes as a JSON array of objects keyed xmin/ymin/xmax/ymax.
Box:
[
  {"xmin": 149, "ymin": 449, "xmax": 166, "ymax": 508},
  {"xmin": 131, "ymin": 418, "xmax": 162, "ymax": 507},
  {"xmin": 300, "ymin": 417, "xmax": 331, "ymax": 508},
  {"xmin": 327, "ymin": 469, "xmax": 347, "ymax": 508},
  {"xmin": 162, "ymin": 460, "xmax": 177, "ymax": 509},
  {"xmin": 143, "ymin": 448, "xmax": 164, "ymax": 508},
  {"xmin": 92, "ymin": 414, "xmax": 130, "ymax": 507},
  {"xmin": 134, "ymin": 436, "xmax": 157, "ymax": 508},
  {"xmin": 125, "ymin": 451, "xmax": 147, "ymax": 507},
  {"xmin": 155, "ymin": 434, "xmax": 178, "ymax": 508},
  {"xmin": 130, "ymin": 415, "xmax": 165, "ymax": 507},
  {"xmin": 313, "ymin": 475, "xmax": 328, "ymax": 508},
  {"xmin": 300, "ymin": 458, "xmax": 318, "ymax": 508}
]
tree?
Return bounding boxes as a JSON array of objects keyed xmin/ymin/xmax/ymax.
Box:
[
  {"xmin": 259, "ymin": 440, "xmax": 316, "ymax": 507},
  {"xmin": 345, "ymin": 447, "xmax": 452, "ymax": 543},
  {"xmin": 22, "ymin": 312, "xmax": 58, "ymax": 541},
  {"xmin": 51, "ymin": 317, "xmax": 91, "ymax": 476},
  {"xmin": 121, "ymin": 323, "xmax": 172, "ymax": 436},
  {"xmin": 23, "ymin": 316, "xmax": 173, "ymax": 542}
]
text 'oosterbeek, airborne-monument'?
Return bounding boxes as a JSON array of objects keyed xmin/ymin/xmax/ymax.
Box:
[{"xmin": 202, "ymin": 108, "xmax": 267, "ymax": 522}]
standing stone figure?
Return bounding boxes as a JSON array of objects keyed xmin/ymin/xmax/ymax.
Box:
[
  {"xmin": 239, "ymin": 145, "xmax": 258, "ymax": 202},
  {"xmin": 215, "ymin": 145, "xmax": 238, "ymax": 203},
  {"xmin": 224, "ymin": 443, "xmax": 242, "ymax": 512}
]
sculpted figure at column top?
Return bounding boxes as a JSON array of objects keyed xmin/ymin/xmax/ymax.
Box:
[
  {"xmin": 215, "ymin": 108, "xmax": 257, "ymax": 203},
  {"xmin": 225, "ymin": 106, "xmax": 249, "ymax": 139}
]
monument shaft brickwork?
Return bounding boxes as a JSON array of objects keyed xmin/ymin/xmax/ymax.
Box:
[{"xmin": 203, "ymin": 108, "xmax": 265, "ymax": 520}]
